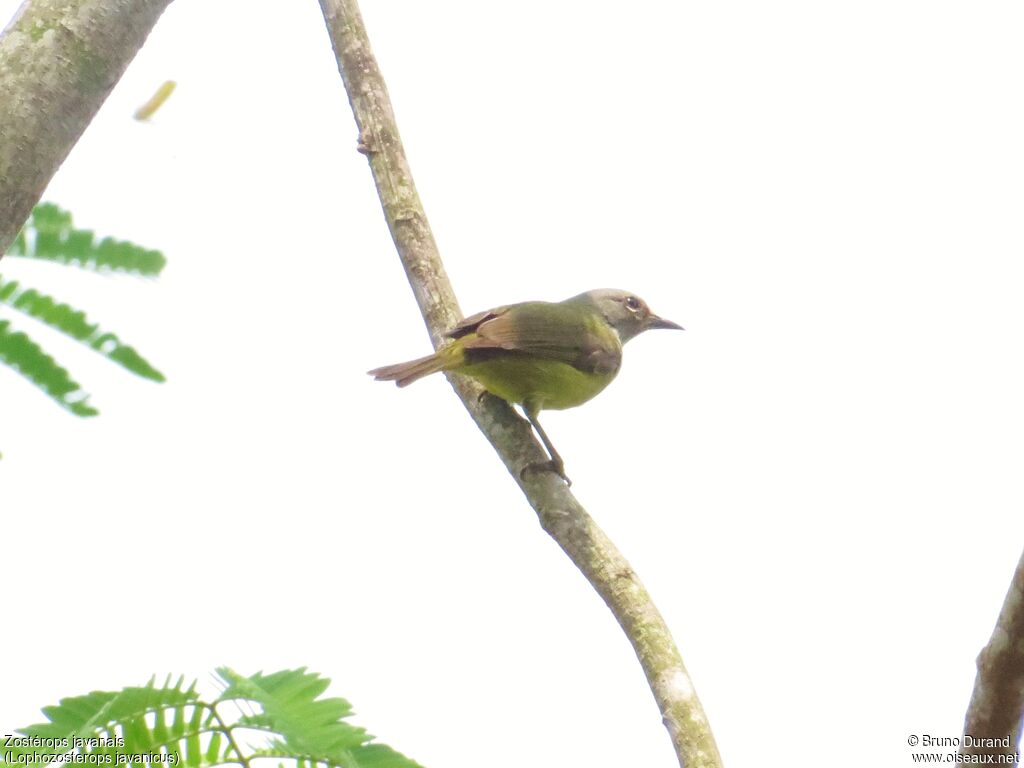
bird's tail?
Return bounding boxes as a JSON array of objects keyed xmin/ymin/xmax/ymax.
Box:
[{"xmin": 368, "ymin": 351, "xmax": 450, "ymax": 387}]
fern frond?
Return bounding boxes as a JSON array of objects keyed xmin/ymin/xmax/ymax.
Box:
[
  {"xmin": 217, "ymin": 669, "xmax": 364, "ymax": 753},
  {"xmin": 4, "ymin": 670, "xmax": 424, "ymax": 768},
  {"xmin": 0, "ymin": 320, "xmax": 97, "ymax": 416},
  {"xmin": 7, "ymin": 203, "xmax": 166, "ymax": 276},
  {"xmin": 27, "ymin": 677, "xmax": 199, "ymax": 737},
  {"xmin": 250, "ymin": 744, "xmax": 422, "ymax": 768},
  {"xmin": 6, "ymin": 677, "xmax": 201, "ymax": 768},
  {"xmin": 216, "ymin": 668, "xmax": 424, "ymax": 768},
  {"xmin": 0, "ymin": 275, "xmax": 165, "ymax": 382}
]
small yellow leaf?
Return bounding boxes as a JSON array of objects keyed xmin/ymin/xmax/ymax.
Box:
[{"xmin": 134, "ymin": 80, "xmax": 177, "ymax": 121}]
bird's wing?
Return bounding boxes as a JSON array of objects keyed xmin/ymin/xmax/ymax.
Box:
[
  {"xmin": 447, "ymin": 307, "xmax": 508, "ymax": 339},
  {"xmin": 456, "ymin": 302, "xmax": 621, "ymax": 375}
]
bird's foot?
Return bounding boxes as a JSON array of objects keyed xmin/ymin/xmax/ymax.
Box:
[{"xmin": 520, "ymin": 459, "xmax": 572, "ymax": 487}]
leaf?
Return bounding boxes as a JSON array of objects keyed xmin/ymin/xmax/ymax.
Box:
[
  {"xmin": 152, "ymin": 706, "xmax": 170, "ymax": 744},
  {"xmin": 135, "ymin": 80, "xmax": 177, "ymax": 121},
  {"xmin": 7, "ymin": 202, "xmax": 166, "ymax": 276},
  {"xmin": 219, "ymin": 669, "xmax": 363, "ymax": 753},
  {"xmin": 0, "ymin": 320, "xmax": 98, "ymax": 416},
  {"xmin": 4, "ymin": 670, "xmax": 425, "ymax": 768},
  {"xmin": 7, "ymin": 678, "xmax": 199, "ymax": 768},
  {"xmin": 204, "ymin": 730, "xmax": 222, "ymax": 764},
  {"xmin": 0, "ymin": 275, "xmax": 165, "ymax": 382},
  {"xmin": 217, "ymin": 668, "xmax": 424, "ymax": 768},
  {"xmin": 24, "ymin": 678, "xmax": 198, "ymax": 738},
  {"xmin": 185, "ymin": 729, "xmax": 201, "ymax": 768}
]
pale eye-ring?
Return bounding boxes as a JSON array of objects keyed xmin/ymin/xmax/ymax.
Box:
[{"xmin": 624, "ymin": 296, "xmax": 642, "ymax": 312}]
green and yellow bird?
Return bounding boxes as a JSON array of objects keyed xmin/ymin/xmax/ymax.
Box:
[{"xmin": 369, "ymin": 289, "xmax": 682, "ymax": 483}]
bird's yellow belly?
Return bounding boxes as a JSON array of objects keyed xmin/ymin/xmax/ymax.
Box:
[{"xmin": 459, "ymin": 356, "xmax": 617, "ymax": 411}]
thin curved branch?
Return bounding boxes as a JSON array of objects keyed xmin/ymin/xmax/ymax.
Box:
[
  {"xmin": 0, "ymin": 0, "xmax": 173, "ymax": 257},
  {"xmin": 316, "ymin": 3, "xmax": 721, "ymax": 766},
  {"xmin": 960, "ymin": 547, "xmax": 1024, "ymax": 762}
]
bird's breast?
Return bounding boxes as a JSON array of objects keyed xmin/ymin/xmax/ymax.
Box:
[{"xmin": 459, "ymin": 355, "xmax": 617, "ymax": 411}]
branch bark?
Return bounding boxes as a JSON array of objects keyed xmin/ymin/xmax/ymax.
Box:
[
  {"xmin": 0, "ymin": 0, "xmax": 173, "ymax": 257},
  {"xmin": 960, "ymin": 547, "xmax": 1024, "ymax": 762},
  {"xmin": 317, "ymin": 3, "xmax": 721, "ymax": 766}
]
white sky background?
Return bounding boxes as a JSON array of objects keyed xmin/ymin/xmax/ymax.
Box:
[{"xmin": 2, "ymin": 2, "xmax": 1024, "ymax": 766}]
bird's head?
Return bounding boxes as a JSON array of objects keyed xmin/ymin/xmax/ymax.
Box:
[{"xmin": 574, "ymin": 289, "xmax": 683, "ymax": 343}]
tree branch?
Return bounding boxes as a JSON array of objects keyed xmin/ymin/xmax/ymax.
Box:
[
  {"xmin": 0, "ymin": 0, "xmax": 173, "ymax": 257},
  {"xmin": 317, "ymin": 2, "xmax": 721, "ymax": 766},
  {"xmin": 960, "ymin": 547, "xmax": 1024, "ymax": 762}
]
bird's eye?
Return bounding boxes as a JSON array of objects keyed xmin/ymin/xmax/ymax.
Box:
[{"xmin": 624, "ymin": 296, "xmax": 642, "ymax": 312}]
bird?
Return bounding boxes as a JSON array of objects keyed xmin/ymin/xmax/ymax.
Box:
[{"xmin": 369, "ymin": 289, "xmax": 683, "ymax": 484}]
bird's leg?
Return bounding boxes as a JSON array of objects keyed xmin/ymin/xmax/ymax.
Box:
[
  {"xmin": 521, "ymin": 406, "xmax": 571, "ymax": 486},
  {"xmin": 475, "ymin": 391, "xmax": 569, "ymax": 482}
]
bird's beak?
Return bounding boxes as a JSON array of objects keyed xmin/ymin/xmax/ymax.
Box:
[{"xmin": 646, "ymin": 314, "xmax": 684, "ymax": 331}]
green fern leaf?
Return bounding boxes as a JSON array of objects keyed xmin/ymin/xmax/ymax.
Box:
[
  {"xmin": 171, "ymin": 701, "xmax": 187, "ymax": 740},
  {"xmin": 216, "ymin": 668, "xmax": 424, "ymax": 768},
  {"xmin": 343, "ymin": 745, "xmax": 428, "ymax": 768},
  {"xmin": 203, "ymin": 731, "xmax": 222, "ymax": 765},
  {"xmin": 27, "ymin": 678, "xmax": 198, "ymax": 738},
  {"xmin": 5, "ymin": 670, "xmax": 424, "ymax": 768},
  {"xmin": 7, "ymin": 203, "xmax": 166, "ymax": 276},
  {"xmin": 152, "ymin": 707, "xmax": 170, "ymax": 745},
  {"xmin": 0, "ymin": 320, "xmax": 98, "ymax": 416},
  {"xmin": 250, "ymin": 745, "xmax": 422, "ymax": 768},
  {"xmin": 6, "ymin": 679, "xmax": 199, "ymax": 768},
  {"xmin": 184, "ymin": 731, "xmax": 201, "ymax": 768},
  {"xmin": 0, "ymin": 276, "xmax": 165, "ymax": 382},
  {"xmin": 26, "ymin": 201, "xmax": 73, "ymax": 232},
  {"xmin": 218, "ymin": 669, "xmax": 364, "ymax": 752}
]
